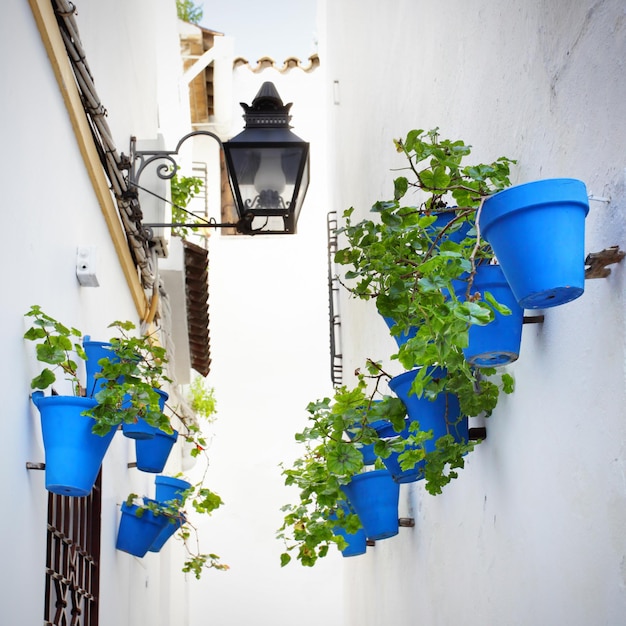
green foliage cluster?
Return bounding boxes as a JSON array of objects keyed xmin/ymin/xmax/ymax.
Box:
[
  {"xmin": 170, "ymin": 173, "xmax": 205, "ymax": 239},
  {"xmin": 24, "ymin": 305, "xmax": 86, "ymax": 395},
  {"xmin": 278, "ymin": 376, "xmax": 406, "ymax": 567},
  {"xmin": 24, "ymin": 306, "xmax": 226, "ymax": 579},
  {"xmin": 88, "ymin": 321, "xmax": 172, "ymax": 436},
  {"xmin": 176, "ymin": 0, "xmax": 203, "ymax": 24},
  {"xmin": 335, "ymin": 128, "xmax": 516, "ymax": 419},
  {"xmin": 24, "ymin": 308, "xmax": 172, "ymax": 436},
  {"xmin": 168, "ymin": 377, "xmax": 217, "ymax": 459},
  {"xmin": 188, "ymin": 376, "xmax": 217, "ymax": 421},
  {"xmin": 126, "ymin": 484, "xmax": 227, "ymax": 579},
  {"xmin": 279, "ymin": 129, "xmax": 519, "ymax": 566}
]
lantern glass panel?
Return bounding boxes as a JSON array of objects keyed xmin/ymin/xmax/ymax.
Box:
[{"xmin": 226, "ymin": 142, "xmax": 309, "ymax": 233}]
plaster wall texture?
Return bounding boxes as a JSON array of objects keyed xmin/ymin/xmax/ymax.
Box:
[
  {"xmin": 320, "ymin": 0, "xmax": 626, "ymax": 624},
  {"xmin": 0, "ymin": 2, "xmax": 191, "ymax": 624},
  {"xmin": 2, "ymin": 2, "xmax": 342, "ymax": 624}
]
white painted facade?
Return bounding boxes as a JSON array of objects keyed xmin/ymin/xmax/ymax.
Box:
[
  {"xmin": 320, "ymin": 1, "xmax": 626, "ymax": 624},
  {"xmin": 2, "ymin": 1, "xmax": 337, "ymax": 625},
  {"xmin": 6, "ymin": 1, "xmax": 626, "ymax": 625}
]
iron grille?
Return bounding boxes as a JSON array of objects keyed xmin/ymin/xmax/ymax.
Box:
[
  {"xmin": 44, "ymin": 473, "xmax": 102, "ymax": 626},
  {"xmin": 327, "ymin": 211, "xmax": 343, "ymax": 385}
]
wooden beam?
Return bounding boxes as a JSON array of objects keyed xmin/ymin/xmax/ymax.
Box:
[{"xmin": 28, "ymin": 0, "xmax": 148, "ymax": 318}]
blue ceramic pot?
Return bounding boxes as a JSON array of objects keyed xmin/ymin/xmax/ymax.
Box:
[
  {"xmin": 155, "ymin": 475, "xmax": 191, "ymax": 505},
  {"xmin": 452, "ymin": 264, "xmax": 524, "ymax": 367},
  {"xmin": 329, "ymin": 503, "xmax": 367, "ymax": 557},
  {"xmin": 341, "ymin": 470, "xmax": 399, "ymax": 540},
  {"xmin": 122, "ymin": 389, "xmax": 169, "ymax": 440},
  {"xmin": 135, "ymin": 428, "xmax": 178, "ymax": 473},
  {"xmin": 32, "ymin": 392, "xmax": 116, "ymax": 497},
  {"xmin": 148, "ymin": 514, "xmax": 185, "ymax": 553},
  {"xmin": 116, "ymin": 500, "xmax": 169, "ymax": 557},
  {"xmin": 480, "ymin": 178, "xmax": 589, "ymax": 309},
  {"xmin": 383, "ymin": 368, "xmax": 467, "ymax": 483},
  {"xmin": 83, "ymin": 337, "xmax": 118, "ymax": 398}
]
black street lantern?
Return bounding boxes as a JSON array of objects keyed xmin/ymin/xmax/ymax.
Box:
[
  {"xmin": 223, "ymin": 82, "xmax": 310, "ymax": 235},
  {"xmin": 128, "ymin": 82, "xmax": 309, "ymax": 238}
]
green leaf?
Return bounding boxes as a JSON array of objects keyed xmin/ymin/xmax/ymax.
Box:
[
  {"xmin": 394, "ymin": 176, "xmax": 408, "ymax": 200},
  {"xmin": 23, "ymin": 327, "xmax": 46, "ymax": 340},
  {"xmin": 36, "ymin": 343, "xmax": 66, "ymax": 365},
  {"xmin": 31, "ymin": 368, "xmax": 55, "ymax": 390},
  {"xmin": 326, "ymin": 442, "xmax": 363, "ymax": 476},
  {"xmin": 482, "ymin": 289, "xmax": 512, "ymax": 316},
  {"xmin": 502, "ymin": 373, "xmax": 515, "ymax": 394},
  {"xmin": 432, "ymin": 166, "xmax": 451, "ymax": 189}
]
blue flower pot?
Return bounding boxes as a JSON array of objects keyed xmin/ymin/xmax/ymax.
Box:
[
  {"xmin": 452, "ymin": 264, "xmax": 524, "ymax": 367},
  {"xmin": 384, "ymin": 368, "xmax": 467, "ymax": 483},
  {"xmin": 155, "ymin": 475, "xmax": 191, "ymax": 505},
  {"xmin": 341, "ymin": 470, "xmax": 399, "ymax": 540},
  {"xmin": 148, "ymin": 513, "xmax": 185, "ymax": 553},
  {"xmin": 329, "ymin": 503, "xmax": 367, "ymax": 557},
  {"xmin": 381, "ymin": 316, "xmax": 418, "ymax": 348},
  {"xmin": 380, "ymin": 212, "xmax": 472, "ymax": 347},
  {"xmin": 83, "ymin": 337, "xmax": 117, "ymax": 398},
  {"xmin": 122, "ymin": 389, "xmax": 169, "ymax": 440},
  {"xmin": 32, "ymin": 392, "xmax": 117, "ymax": 497},
  {"xmin": 135, "ymin": 428, "xmax": 178, "ymax": 473},
  {"xmin": 344, "ymin": 401, "xmax": 385, "ymax": 465},
  {"xmin": 480, "ymin": 178, "xmax": 590, "ymax": 309},
  {"xmin": 429, "ymin": 210, "xmax": 473, "ymax": 244},
  {"xmin": 116, "ymin": 500, "xmax": 170, "ymax": 557}
]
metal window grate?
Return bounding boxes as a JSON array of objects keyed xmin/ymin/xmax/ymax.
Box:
[
  {"xmin": 44, "ymin": 473, "xmax": 102, "ymax": 626},
  {"xmin": 327, "ymin": 211, "xmax": 343, "ymax": 385}
]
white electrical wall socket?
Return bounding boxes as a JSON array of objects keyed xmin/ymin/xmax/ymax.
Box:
[{"xmin": 76, "ymin": 246, "xmax": 100, "ymax": 287}]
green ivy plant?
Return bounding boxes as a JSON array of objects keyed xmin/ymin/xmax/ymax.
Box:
[
  {"xmin": 277, "ymin": 375, "xmax": 406, "ymax": 567},
  {"xmin": 167, "ymin": 376, "xmax": 218, "ymax": 460},
  {"xmin": 24, "ymin": 305, "xmax": 87, "ymax": 396},
  {"xmin": 334, "ymin": 127, "xmax": 516, "ymax": 418},
  {"xmin": 280, "ymin": 129, "xmax": 518, "ymax": 563},
  {"xmin": 124, "ymin": 482, "xmax": 227, "ymax": 579},
  {"xmin": 24, "ymin": 308, "xmax": 172, "ymax": 436},
  {"xmin": 176, "ymin": 0, "xmax": 203, "ymax": 23},
  {"xmin": 86, "ymin": 320, "xmax": 173, "ymax": 436},
  {"xmin": 170, "ymin": 173, "xmax": 204, "ymax": 239}
]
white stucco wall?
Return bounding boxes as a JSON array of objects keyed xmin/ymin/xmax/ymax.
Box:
[
  {"xmin": 4, "ymin": 3, "xmax": 341, "ymax": 625},
  {"xmin": 2, "ymin": 2, "xmax": 192, "ymax": 624},
  {"xmin": 320, "ymin": 1, "xmax": 626, "ymax": 624}
]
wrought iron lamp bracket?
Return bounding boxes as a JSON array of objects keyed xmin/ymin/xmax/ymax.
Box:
[
  {"xmin": 125, "ymin": 131, "xmax": 244, "ymax": 233},
  {"xmin": 128, "ymin": 130, "xmax": 223, "ymax": 186}
]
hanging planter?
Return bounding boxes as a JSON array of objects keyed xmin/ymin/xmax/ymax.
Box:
[
  {"xmin": 383, "ymin": 367, "xmax": 467, "ymax": 483},
  {"xmin": 148, "ymin": 513, "xmax": 186, "ymax": 553},
  {"xmin": 32, "ymin": 392, "xmax": 117, "ymax": 497},
  {"xmin": 479, "ymin": 178, "xmax": 590, "ymax": 309},
  {"xmin": 347, "ymin": 418, "xmax": 388, "ymax": 466},
  {"xmin": 341, "ymin": 469, "xmax": 399, "ymax": 540},
  {"xmin": 379, "ymin": 212, "xmax": 472, "ymax": 348},
  {"xmin": 453, "ymin": 264, "xmax": 524, "ymax": 367},
  {"xmin": 135, "ymin": 427, "xmax": 179, "ymax": 473},
  {"xmin": 328, "ymin": 503, "xmax": 367, "ymax": 557},
  {"xmin": 381, "ymin": 315, "xmax": 418, "ymax": 347},
  {"xmin": 83, "ymin": 337, "xmax": 117, "ymax": 398},
  {"xmin": 122, "ymin": 389, "xmax": 169, "ymax": 440},
  {"xmin": 116, "ymin": 500, "xmax": 170, "ymax": 557},
  {"xmin": 155, "ymin": 475, "xmax": 191, "ymax": 505},
  {"xmin": 344, "ymin": 400, "xmax": 385, "ymax": 466}
]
